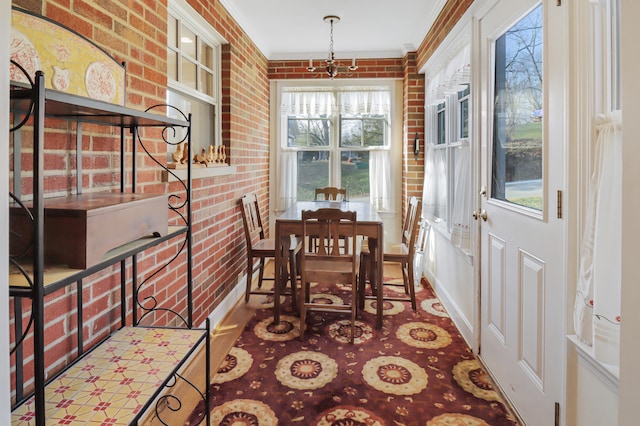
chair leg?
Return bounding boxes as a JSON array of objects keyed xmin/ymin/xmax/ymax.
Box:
[
  {"xmin": 245, "ymin": 257, "xmax": 255, "ymax": 302},
  {"xmin": 357, "ymin": 252, "xmax": 368, "ymax": 310},
  {"xmin": 350, "ymin": 282, "xmax": 357, "ymax": 344},
  {"xmin": 406, "ymin": 262, "xmax": 417, "ymax": 311},
  {"xmin": 299, "ymin": 281, "xmax": 307, "ymax": 341},
  {"xmin": 257, "ymin": 257, "xmax": 265, "ymax": 289},
  {"xmin": 288, "ymin": 249, "xmax": 298, "ymax": 312}
]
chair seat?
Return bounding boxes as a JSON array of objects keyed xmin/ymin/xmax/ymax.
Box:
[
  {"xmin": 361, "ymin": 239, "xmax": 409, "ymax": 259},
  {"xmin": 304, "ymin": 257, "xmax": 359, "ymax": 283},
  {"xmin": 252, "ymin": 236, "xmax": 302, "ymax": 255}
]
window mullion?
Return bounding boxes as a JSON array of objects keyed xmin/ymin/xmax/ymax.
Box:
[{"xmin": 331, "ymin": 109, "xmax": 341, "ymax": 187}]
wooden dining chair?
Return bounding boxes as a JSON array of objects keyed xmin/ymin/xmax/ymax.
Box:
[
  {"xmin": 358, "ymin": 196, "xmax": 422, "ymax": 314},
  {"xmin": 240, "ymin": 194, "xmax": 302, "ymax": 305},
  {"xmin": 299, "ymin": 208, "xmax": 358, "ymax": 343},
  {"xmin": 314, "ymin": 186, "xmax": 347, "ymax": 201},
  {"xmin": 311, "ymin": 187, "xmax": 349, "ymax": 253}
]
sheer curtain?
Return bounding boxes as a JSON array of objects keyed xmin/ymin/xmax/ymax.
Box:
[
  {"xmin": 278, "ymin": 91, "xmax": 334, "ymax": 210},
  {"xmin": 422, "ymin": 46, "xmax": 471, "ymax": 227},
  {"xmin": 338, "ymin": 91, "xmax": 392, "ymax": 211},
  {"xmin": 278, "ymin": 88, "xmax": 392, "ymax": 211},
  {"xmin": 422, "ymin": 104, "xmax": 438, "ymax": 221},
  {"xmin": 451, "ymin": 140, "xmax": 471, "ymax": 251},
  {"xmin": 573, "ymin": 110, "xmax": 622, "ymax": 370},
  {"xmin": 369, "ymin": 150, "xmax": 390, "ymax": 210}
]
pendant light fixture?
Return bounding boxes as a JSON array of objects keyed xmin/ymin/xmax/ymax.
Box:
[{"xmin": 306, "ymin": 15, "xmax": 358, "ymax": 79}]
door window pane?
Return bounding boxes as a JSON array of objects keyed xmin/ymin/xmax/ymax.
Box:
[{"xmin": 491, "ymin": 5, "xmax": 543, "ymax": 210}]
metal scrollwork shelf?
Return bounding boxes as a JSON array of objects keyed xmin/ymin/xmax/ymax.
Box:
[{"xmin": 8, "ymin": 64, "xmax": 209, "ymax": 426}]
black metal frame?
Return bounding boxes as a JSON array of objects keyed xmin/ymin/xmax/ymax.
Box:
[{"xmin": 8, "ymin": 65, "xmax": 208, "ymax": 425}]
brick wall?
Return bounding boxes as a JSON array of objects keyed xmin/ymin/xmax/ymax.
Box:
[
  {"xmin": 403, "ymin": 52, "xmax": 425, "ymax": 218},
  {"xmin": 268, "ymin": 58, "xmax": 404, "ymax": 80},
  {"xmin": 10, "ymin": 0, "xmax": 271, "ymax": 398}
]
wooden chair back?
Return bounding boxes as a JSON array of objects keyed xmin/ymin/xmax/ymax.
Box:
[
  {"xmin": 314, "ymin": 186, "xmax": 347, "ymax": 201},
  {"xmin": 403, "ymin": 196, "xmax": 421, "ymax": 251},
  {"xmin": 405, "ymin": 197, "xmax": 422, "ymax": 259},
  {"xmin": 301, "ymin": 208, "xmax": 357, "ymax": 284},
  {"xmin": 240, "ymin": 193, "xmax": 265, "ymax": 247}
]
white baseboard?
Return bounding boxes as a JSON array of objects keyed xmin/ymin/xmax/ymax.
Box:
[
  {"xmin": 424, "ymin": 271, "xmax": 475, "ymax": 348},
  {"xmin": 201, "ymin": 275, "xmax": 246, "ymax": 330}
]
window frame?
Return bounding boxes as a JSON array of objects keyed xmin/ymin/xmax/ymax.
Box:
[
  {"xmin": 426, "ymin": 84, "xmax": 471, "ymax": 240},
  {"xmin": 275, "ymin": 81, "xmax": 398, "ymax": 212},
  {"xmin": 167, "ymin": 0, "xmax": 225, "ymax": 154}
]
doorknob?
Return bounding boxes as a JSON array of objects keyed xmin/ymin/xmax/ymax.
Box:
[{"xmin": 473, "ymin": 209, "xmax": 488, "ymax": 222}]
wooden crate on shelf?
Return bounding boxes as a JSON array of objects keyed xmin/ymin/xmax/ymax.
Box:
[{"xmin": 10, "ymin": 193, "xmax": 168, "ymax": 269}]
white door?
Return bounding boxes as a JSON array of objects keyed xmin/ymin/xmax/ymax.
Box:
[{"xmin": 476, "ymin": 0, "xmax": 565, "ymax": 424}]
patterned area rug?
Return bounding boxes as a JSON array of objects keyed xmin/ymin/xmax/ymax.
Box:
[{"xmin": 189, "ymin": 276, "xmax": 518, "ymax": 425}]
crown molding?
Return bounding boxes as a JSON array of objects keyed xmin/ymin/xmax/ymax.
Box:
[
  {"xmin": 219, "ymin": 0, "xmax": 271, "ymax": 58},
  {"xmin": 270, "ymin": 50, "xmax": 403, "ymax": 61}
]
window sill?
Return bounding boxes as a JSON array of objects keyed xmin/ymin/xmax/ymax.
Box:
[
  {"xmin": 162, "ymin": 164, "xmax": 236, "ymax": 182},
  {"xmin": 567, "ymin": 334, "xmax": 619, "ymax": 392},
  {"xmin": 427, "ymin": 219, "xmax": 473, "ymax": 265}
]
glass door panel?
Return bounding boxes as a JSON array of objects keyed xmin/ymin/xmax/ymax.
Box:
[{"xmin": 491, "ymin": 5, "xmax": 543, "ymax": 210}]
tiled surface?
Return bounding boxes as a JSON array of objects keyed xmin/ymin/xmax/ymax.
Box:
[{"xmin": 12, "ymin": 326, "xmax": 205, "ymax": 425}]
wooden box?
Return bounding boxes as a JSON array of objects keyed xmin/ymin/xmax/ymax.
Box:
[{"xmin": 10, "ymin": 193, "xmax": 168, "ymax": 269}]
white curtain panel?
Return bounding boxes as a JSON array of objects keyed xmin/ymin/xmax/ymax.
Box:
[
  {"xmin": 422, "ymin": 104, "xmax": 438, "ymax": 221},
  {"xmin": 369, "ymin": 150, "xmax": 391, "ymax": 211},
  {"xmin": 592, "ymin": 111, "xmax": 622, "ymax": 367},
  {"xmin": 280, "ymin": 91, "xmax": 334, "ymax": 116},
  {"xmin": 278, "ymin": 151, "xmax": 298, "ymax": 211},
  {"xmin": 573, "ymin": 110, "xmax": 622, "ymax": 370},
  {"xmin": 425, "ymin": 44, "xmax": 471, "ymax": 105},
  {"xmin": 338, "ymin": 91, "xmax": 390, "ymax": 115},
  {"xmin": 451, "ymin": 141, "xmax": 471, "ymax": 251}
]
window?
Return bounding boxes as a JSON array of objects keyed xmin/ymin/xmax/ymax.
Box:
[
  {"xmin": 423, "ymin": 46, "xmax": 471, "ymax": 252},
  {"xmin": 572, "ymin": 0, "xmax": 622, "ymax": 375},
  {"xmin": 491, "ymin": 6, "xmax": 543, "ymax": 210},
  {"xmin": 166, "ymin": 0, "xmax": 224, "ymax": 163},
  {"xmin": 277, "ymin": 87, "xmax": 393, "ymax": 211}
]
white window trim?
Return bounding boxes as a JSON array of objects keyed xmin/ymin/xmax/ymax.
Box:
[
  {"xmin": 422, "ymin": 40, "xmax": 472, "ymax": 257},
  {"xmin": 273, "ymin": 79, "xmax": 401, "ymax": 215},
  {"xmin": 165, "ymin": 0, "xmax": 229, "ymax": 181},
  {"xmin": 568, "ymin": 0, "xmax": 621, "ymax": 385}
]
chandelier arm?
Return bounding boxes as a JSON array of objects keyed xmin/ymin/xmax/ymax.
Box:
[{"xmin": 307, "ymin": 15, "xmax": 356, "ymax": 79}]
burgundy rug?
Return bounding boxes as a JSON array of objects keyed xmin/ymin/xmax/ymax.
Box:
[{"xmin": 189, "ymin": 276, "xmax": 519, "ymax": 425}]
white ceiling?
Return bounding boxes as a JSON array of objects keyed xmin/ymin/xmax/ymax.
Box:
[{"xmin": 219, "ymin": 0, "xmax": 446, "ymax": 60}]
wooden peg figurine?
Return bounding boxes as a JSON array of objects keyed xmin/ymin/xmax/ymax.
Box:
[
  {"xmin": 171, "ymin": 142, "xmax": 184, "ymax": 163},
  {"xmin": 193, "ymin": 148, "xmax": 208, "ymax": 166},
  {"xmin": 180, "ymin": 143, "xmax": 189, "ymax": 164}
]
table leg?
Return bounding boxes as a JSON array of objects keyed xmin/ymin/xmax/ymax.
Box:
[
  {"xmin": 274, "ymin": 225, "xmax": 283, "ymax": 325},
  {"xmin": 369, "ymin": 226, "xmax": 384, "ymax": 329}
]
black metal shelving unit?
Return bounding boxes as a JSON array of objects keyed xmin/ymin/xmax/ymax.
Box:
[{"xmin": 8, "ymin": 70, "xmax": 210, "ymax": 425}]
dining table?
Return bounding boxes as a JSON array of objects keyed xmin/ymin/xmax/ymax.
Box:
[{"xmin": 274, "ymin": 200, "xmax": 384, "ymax": 329}]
